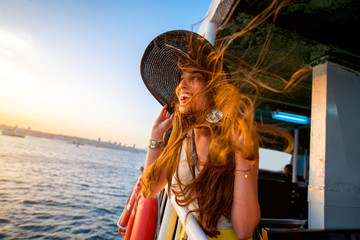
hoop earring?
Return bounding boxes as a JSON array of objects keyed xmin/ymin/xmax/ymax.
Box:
[{"xmin": 206, "ymin": 107, "xmax": 223, "ymax": 123}]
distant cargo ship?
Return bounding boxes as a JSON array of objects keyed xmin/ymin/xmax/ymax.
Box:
[{"xmin": 2, "ymin": 129, "xmax": 25, "ymax": 138}]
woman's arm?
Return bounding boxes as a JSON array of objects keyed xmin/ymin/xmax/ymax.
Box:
[
  {"xmin": 231, "ymin": 153, "xmax": 260, "ymax": 239},
  {"xmin": 231, "ymin": 131, "xmax": 260, "ymax": 240},
  {"xmin": 144, "ymin": 105, "xmax": 174, "ymax": 197}
]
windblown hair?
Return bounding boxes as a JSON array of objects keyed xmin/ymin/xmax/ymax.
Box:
[{"xmin": 141, "ymin": 0, "xmax": 311, "ymax": 237}]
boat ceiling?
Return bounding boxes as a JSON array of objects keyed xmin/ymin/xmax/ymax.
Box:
[{"xmin": 217, "ymin": 0, "xmax": 360, "ymax": 149}]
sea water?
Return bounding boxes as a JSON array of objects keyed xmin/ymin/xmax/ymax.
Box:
[{"xmin": 0, "ymin": 134, "xmax": 146, "ymax": 239}]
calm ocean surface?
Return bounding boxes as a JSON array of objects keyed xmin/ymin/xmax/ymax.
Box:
[{"xmin": 0, "ymin": 134, "xmax": 146, "ymax": 239}]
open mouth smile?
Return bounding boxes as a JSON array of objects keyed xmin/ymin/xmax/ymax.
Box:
[{"xmin": 179, "ymin": 93, "xmax": 192, "ymax": 104}]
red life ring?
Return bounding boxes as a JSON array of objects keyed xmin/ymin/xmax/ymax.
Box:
[
  {"xmin": 117, "ymin": 175, "xmax": 142, "ymax": 236},
  {"xmin": 117, "ymin": 167, "xmax": 158, "ymax": 239},
  {"xmin": 128, "ymin": 195, "xmax": 158, "ymax": 240},
  {"xmin": 123, "ymin": 202, "xmax": 137, "ymax": 240}
]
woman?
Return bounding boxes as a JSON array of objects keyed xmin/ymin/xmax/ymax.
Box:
[{"xmin": 140, "ymin": 30, "xmax": 263, "ymax": 239}]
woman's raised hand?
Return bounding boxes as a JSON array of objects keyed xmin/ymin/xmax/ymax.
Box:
[
  {"xmin": 151, "ymin": 104, "xmax": 174, "ymax": 140},
  {"xmin": 232, "ymin": 107, "xmax": 246, "ymax": 148},
  {"xmin": 233, "ymin": 107, "xmax": 259, "ymax": 163}
]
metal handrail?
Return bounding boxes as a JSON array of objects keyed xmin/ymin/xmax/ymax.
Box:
[
  {"xmin": 156, "ymin": 186, "xmax": 208, "ymax": 240},
  {"xmin": 169, "ymin": 194, "xmax": 208, "ymax": 240}
]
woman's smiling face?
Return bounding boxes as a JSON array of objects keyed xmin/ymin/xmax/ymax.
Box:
[{"xmin": 175, "ymin": 67, "xmax": 210, "ymax": 115}]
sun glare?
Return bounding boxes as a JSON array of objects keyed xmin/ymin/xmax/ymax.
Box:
[{"xmin": 0, "ymin": 28, "xmax": 54, "ymax": 128}]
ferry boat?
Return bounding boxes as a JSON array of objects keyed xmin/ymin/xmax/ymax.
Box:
[
  {"xmin": 118, "ymin": 0, "xmax": 360, "ymax": 239},
  {"xmin": 2, "ymin": 128, "xmax": 25, "ymax": 138}
]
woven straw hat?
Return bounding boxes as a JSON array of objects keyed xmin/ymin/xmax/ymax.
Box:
[{"xmin": 140, "ymin": 30, "xmax": 217, "ymax": 113}]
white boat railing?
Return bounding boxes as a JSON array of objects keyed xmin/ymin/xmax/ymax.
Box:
[{"xmin": 156, "ymin": 186, "xmax": 208, "ymax": 240}]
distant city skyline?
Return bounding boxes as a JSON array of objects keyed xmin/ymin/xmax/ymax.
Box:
[
  {"xmin": 0, "ymin": 123, "xmax": 146, "ymax": 153},
  {"xmin": 1, "ymin": 122, "xmax": 136, "ymax": 147}
]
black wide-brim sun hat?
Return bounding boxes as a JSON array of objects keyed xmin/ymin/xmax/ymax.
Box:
[{"xmin": 140, "ymin": 30, "xmax": 218, "ymax": 113}]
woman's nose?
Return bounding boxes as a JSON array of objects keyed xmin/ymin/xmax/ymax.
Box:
[{"xmin": 178, "ymin": 77, "xmax": 189, "ymax": 89}]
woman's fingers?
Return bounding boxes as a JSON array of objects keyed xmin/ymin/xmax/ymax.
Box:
[
  {"xmin": 157, "ymin": 105, "xmax": 174, "ymax": 127},
  {"xmin": 170, "ymin": 112, "xmax": 174, "ymax": 121},
  {"xmin": 151, "ymin": 105, "xmax": 173, "ymax": 139},
  {"xmin": 160, "ymin": 104, "xmax": 168, "ymax": 117},
  {"xmin": 156, "ymin": 105, "xmax": 169, "ymax": 121},
  {"xmin": 165, "ymin": 110, "xmax": 170, "ymax": 119}
]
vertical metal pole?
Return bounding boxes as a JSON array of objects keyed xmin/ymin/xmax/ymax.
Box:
[
  {"xmin": 157, "ymin": 198, "xmax": 178, "ymax": 240},
  {"xmin": 292, "ymin": 128, "xmax": 299, "ymax": 183}
]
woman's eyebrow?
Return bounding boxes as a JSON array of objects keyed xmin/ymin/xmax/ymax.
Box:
[
  {"xmin": 188, "ymin": 70, "xmax": 203, "ymax": 75},
  {"xmin": 180, "ymin": 70, "xmax": 204, "ymax": 76}
]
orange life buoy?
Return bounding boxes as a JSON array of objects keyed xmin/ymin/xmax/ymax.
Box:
[
  {"xmin": 117, "ymin": 172, "xmax": 142, "ymax": 236},
  {"xmin": 129, "ymin": 195, "xmax": 158, "ymax": 240},
  {"xmin": 123, "ymin": 202, "xmax": 137, "ymax": 240},
  {"xmin": 117, "ymin": 167, "xmax": 158, "ymax": 239}
]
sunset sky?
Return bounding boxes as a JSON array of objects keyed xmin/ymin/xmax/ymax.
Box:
[
  {"xmin": 0, "ymin": 0, "xmax": 291, "ymax": 170},
  {"xmin": 0, "ymin": 0, "xmax": 212, "ymax": 148}
]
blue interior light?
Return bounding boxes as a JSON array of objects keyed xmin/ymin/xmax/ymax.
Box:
[{"xmin": 272, "ymin": 111, "xmax": 311, "ymax": 124}]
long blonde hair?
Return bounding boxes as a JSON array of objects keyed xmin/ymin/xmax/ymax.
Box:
[{"xmin": 141, "ymin": 0, "xmax": 311, "ymax": 236}]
